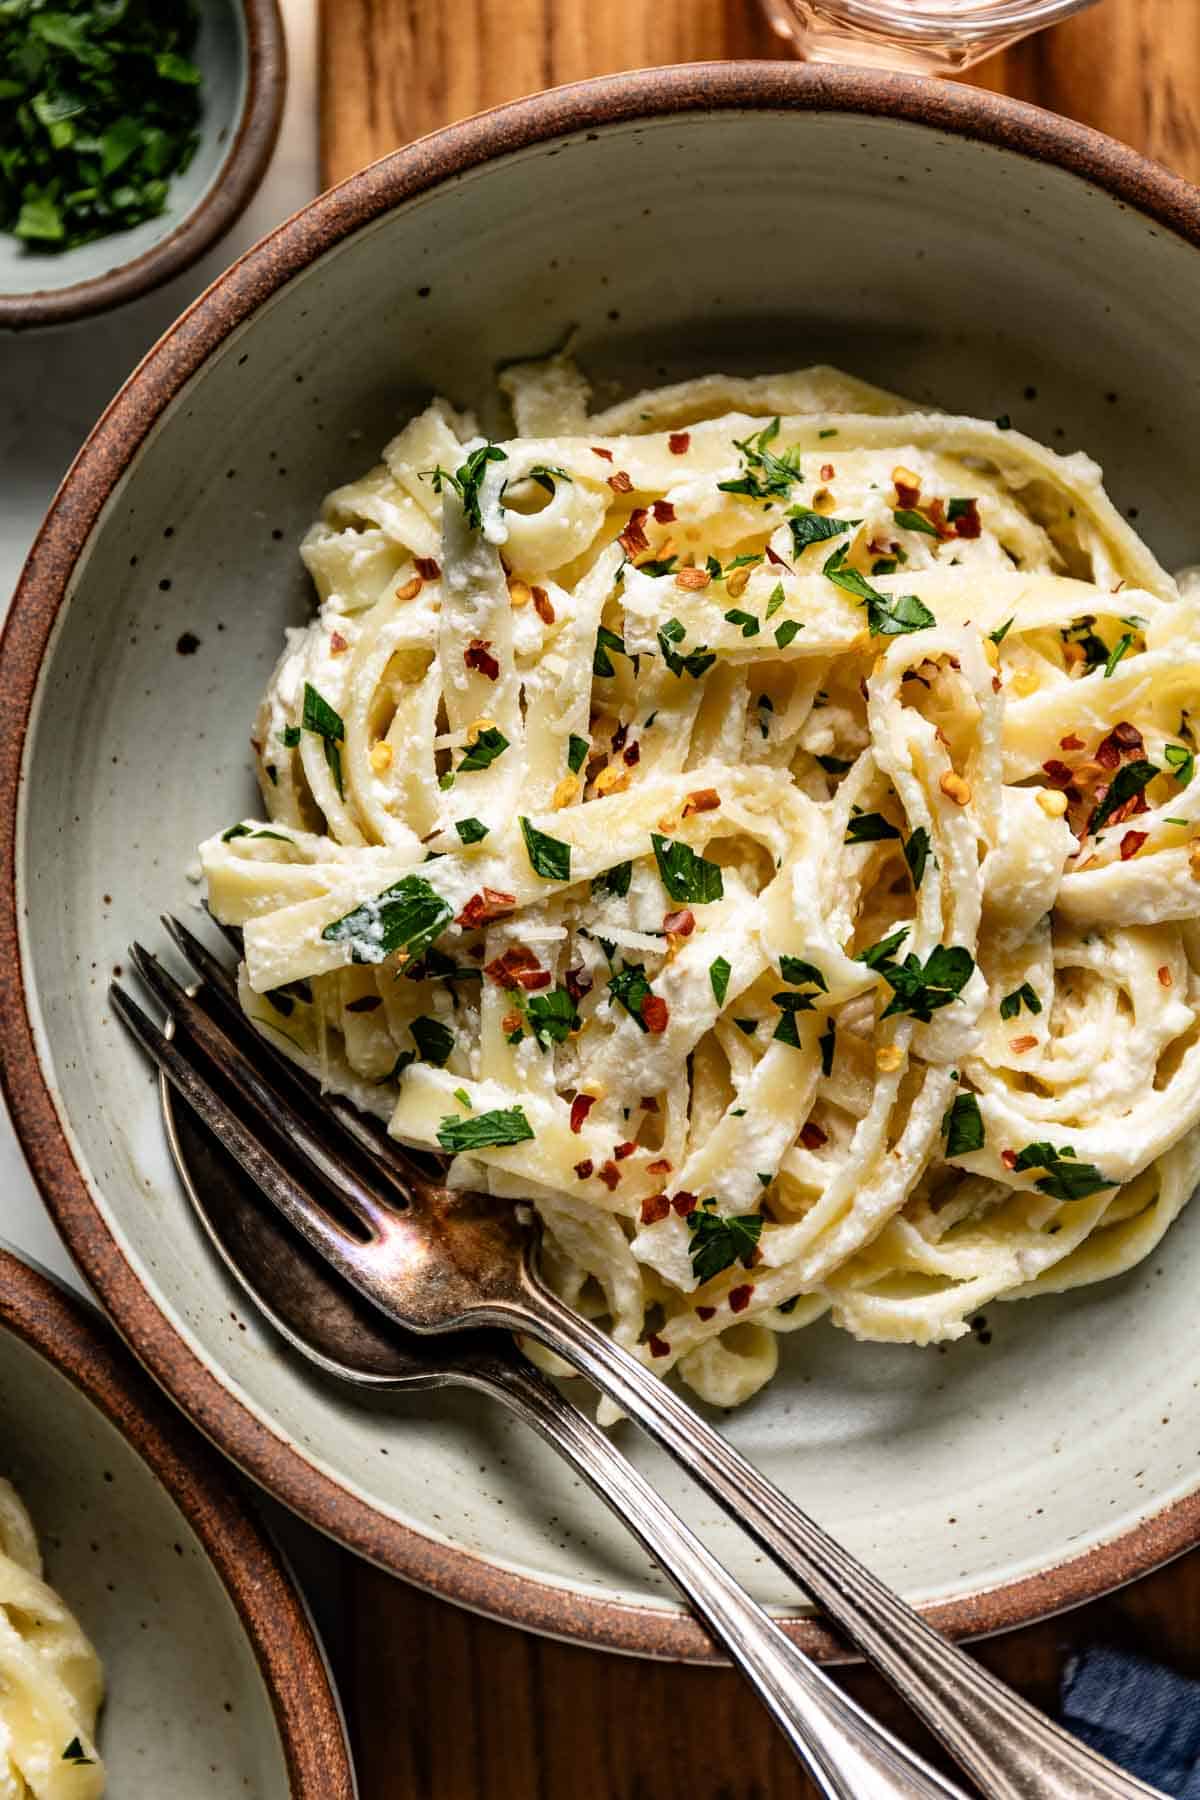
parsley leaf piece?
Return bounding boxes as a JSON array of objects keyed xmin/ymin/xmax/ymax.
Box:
[
  {"xmin": 819, "ymin": 1019, "xmax": 836, "ymax": 1078},
  {"xmin": 520, "ymin": 818, "xmax": 572, "ymax": 882},
  {"xmin": 281, "ymin": 724, "xmax": 301, "ymax": 748},
  {"xmin": 301, "ymin": 683, "xmax": 345, "ymax": 799},
  {"xmin": 893, "ymin": 507, "xmax": 940, "ymax": 538},
  {"xmin": 822, "ymin": 544, "xmax": 935, "ymax": 636},
  {"xmin": 942, "ymin": 1091, "xmax": 985, "ymax": 1157},
  {"xmin": 322, "ymin": 875, "xmax": 452, "ymax": 966},
  {"xmin": 652, "ymin": 833, "xmax": 724, "ymax": 904},
  {"xmin": 221, "ymin": 823, "xmax": 251, "ymax": 841},
  {"xmin": 608, "ymin": 961, "xmax": 652, "ymax": 1029},
  {"xmin": 787, "ymin": 507, "xmax": 861, "ymax": 555},
  {"xmin": 458, "ymin": 726, "xmax": 509, "ymax": 773},
  {"xmin": 592, "ymin": 860, "xmax": 632, "ymax": 899},
  {"xmin": 999, "ymin": 982, "xmax": 1042, "ymax": 1021},
  {"xmin": 526, "ymin": 463, "xmax": 571, "ymax": 495},
  {"xmin": 773, "ymin": 992, "xmax": 814, "ymax": 1046},
  {"xmin": 765, "ymin": 583, "xmax": 786, "ymax": 619},
  {"xmin": 946, "ymin": 498, "xmax": 976, "ymax": 522},
  {"xmin": 989, "ymin": 617, "xmax": 1014, "ymax": 645},
  {"xmin": 426, "ymin": 444, "xmax": 507, "ymax": 529},
  {"xmin": 775, "ymin": 620, "xmax": 802, "ymax": 648},
  {"xmin": 856, "ymin": 933, "xmax": 974, "ymax": 1022},
  {"xmin": 1087, "ymin": 758, "xmax": 1159, "ymax": 834},
  {"xmin": 709, "ymin": 956, "xmax": 731, "ymax": 1006},
  {"xmin": 1103, "ymin": 632, "xmax": 1134, "ymax": 678},
  {"xmin": 845, "ymin": 811, "xmax": 901, "ymax": 844},
  {"xmin": 855, "ymin": 927, "xmax": 911, "ymax": 969},
  {"xmin": 594, "ymin": 624, "xmax": 628, "ymax": 677},
  {"xmin": 657, "ymin": 620, "xmax": 716, "ymax": 679},
  {"xmin": 716, "ymin": 418, "xmax": 803, "ymax": 500},
  {"xmin": 567, "ymin": 734, "xmax": 590, "ymax": 774},
  {"xmin": 733, "ymin": 1017, "xmax": 758, "ymax": 1035},
  {"xmin": 1165, "ymin": 742, "xmax": 1195, "ymax": 787},
  {"xmin": 638, "ymin": 556, "xmax": 678, "ymax": 578},
  {"xmin": 779, "ymin": 955, "xmax": 828, "ymax": 992},
  {"xmin": 525, "ymin": 986, "xmax": 580, "ymax": 1048},
  {"xmin": 410, "ymin": 1016, "xmax": 454, "ymax": 1065},
  {"xmin": 904, "ymin": 826, "xmax": 930, "ymax": 889},
  {"xmin": 454, "ymin": 817, "xmax": 489, "ymax": 845},
  {"xmin": 724, "ymin": 608, "xmax": 760, "ymax": 638},
  {"xmin": 1011, "ymin": 1141, "xmax": 1112, "ymax": 1201},
  {"xmin": 437, "ymin": 1107, "xmax": 535, "ymax": 1152},
  {"xmin": 61, "ymin": 1738, "xmax": 94, "ymax": 1766},
  {"xmin": 687, "ymin": 1200, "xmax": 763, "ymax": 1284},
  {"xmin": 995, "ymin": 414, "xmax": 1013, "ymax": 431}
]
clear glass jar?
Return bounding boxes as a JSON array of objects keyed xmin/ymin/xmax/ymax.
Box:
[{"xmin": 759, "ymin": 0, "xmax": 1098, "ymax": 75}]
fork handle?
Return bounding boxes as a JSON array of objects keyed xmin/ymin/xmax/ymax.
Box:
[
  {"xmin": 494, "ymin": 1279, "xmax": 1165, "ymax": 1800},
  {"xmin": 466, "ymin": 1350, "xmax": 966, "ymax": 1800}
]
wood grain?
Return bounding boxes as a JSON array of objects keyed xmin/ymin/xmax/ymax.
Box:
[{"xmin": 318, "ymin": 4, "xmax": 1200, "ymax": 1794}]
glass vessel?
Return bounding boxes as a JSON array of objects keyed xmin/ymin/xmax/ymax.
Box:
[{"xmin": 759, "ymin": 0, "xmax": 1099, "ymax": 75}]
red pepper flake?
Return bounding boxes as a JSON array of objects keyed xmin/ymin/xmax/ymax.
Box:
[
  {"xmin": 893, "ymin": 474, "xmax": 921, "ymax": 510},
  {"xmin": 573, "ymin": 1159, "xmax": 594, "ymax": 1180},
  {"xmin": 764, "ymin": 543, "xmax": 794, "ymax": 571},
  {"xmin": 728, "ymin": 1284, "xmax": 754, "ymax": 1314},
  {"xmin": 683, "ymin": 787, "xmax": 721, "ymax": 816},
  {"xmin": 608, "ymin": 470, "xmax": 634, "ymax": 494},
  {"xmin": 531, "ymin": 586, "xmax": 555, "ymax": 625},
  {"xmin": 671, "ymin": 1191, "xmax": 697, "ymax": 1217},
  {"xmin": 668, "ymin": 432, "xmax": 690, "ymax": 455},
  {"xmin": 1001, "ymin": 1148, "xmax": 1017, "ymax": 1170},
  {"xmin": 569, "ymin": 1093, "xmax": 596, "ymax": 1134},
  {"xmin": 464, "ymin": 639, "xmax": 500, "ymax": 681},
  {"xmin": 647, "ymin": 1332, "xmax": 671, "ymax": 1358},
  {"xmin": 515, "ymin": 968, "xmax": 552, "ymax": 991},
  {"xmin": 1094, "ymin": 736, "xmax": 1122, "ymax": 772},
  {"xmin": 640, "ymin": 1192, "xmax": 670, "ymax": 1225},
  {"xmin": 799, "ymin": 1122, "xmax": 828, "ymax": 1150},
  {"xmin": 922, "ymin": 497, "xmax": 956, "ymax": 541},
  {"xmin": 415, "ymin": 556, "xmax": 441, "ymax": 580},
  {"xmin": 1059, "ymin": 733, "xmax": 1085, "ymax": 751},
  {"xmin": 1107, "ymin": 789, "xmax": 1150, "ymax": 827},
  {"xmin": 564, "ymin": 966, "xmax": 593, "ymax": 1004},
  {"xmin": 641, "ymin": 993, "xmax": 669, "ymax": 1033},
  {"xmin": 345, "ymin": 994, "xmax": 382, "ymax": 1012},
  {"xmin": 675, "ymin": 565, "xmax": 710, "ymax": 591},
  {"xmin": 456, "ymin": 888, "xmax": 517, "ymax": 929},
  {"xmin": 696, "ymin": 1305, "xmax": 716, "ymax": 1321},
  {"xmin": 652, "ymin": 500, "xmax": 676, "ymax": 523},
  {"xmin": 1042, "ymin": 759, "xmax": 1074, "ymax": 789},
  {"xmin": 1158, "ymin": 965, "xmax": 1174, "ymax": 988},
  {"xmin": 1009, "ymin": 1035, "xmax": 1037, "ymax": 1054},
  {"xmin": 610, "ymin": 720, "xmax": 629, "ymax": 753},
  {"xmin": 614, "ymin": 1141, "xmax": 637, "ymax": 1161},
  {"xmin": 951, "ymin": 498, "xmax": 982, "ymax": 540},
  {"xmin": 820, "ymin": 462, "xmax": 835, "ymax": 482},
  {"xmin": 591, "ymin": 446, "xmax": 614, "ymax": 462},
  {"xmin": 640, "ymin": 1095, "xmax": 659, "ymax": 1113},
  {"xmin": 483, "ymin": 943, "xmax": 541, "ymax": 987},
  {"xmin": 647, "ymin": 1157, "xmax": 673, "ymax": 1175},
  {"xmin": 1119, "ymin": 829, "xmax": 1149, "ymax": 861},
  {"xmin": 1112, "ymin": 721, "xmax": 1144, "ymax": 749},
  {"xmin": 618, "ymin": 508, "xmax": 650, "ymax": 556},
  {"xmin": 597, "ymin": 1160, "xmax": 622, "ymax": 1190},
  {"xmin": 663, "ymin": 907, "xmax": 695, "ymax": 938},
  {"xmin": 329, "ymin": 631, "xmax": 349, "ymax": 654},
  {"xmin": 500, "ymin": 1010, "xmax": 523, "ymax": 1034},
  {"xmin": 623, "ymin": 740, "xmax": 641, "ymax": 766}
]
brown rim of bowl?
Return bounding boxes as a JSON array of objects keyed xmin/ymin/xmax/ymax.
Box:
[
  {"xmin": 0, "ymin": 0, "xmax": 286, "ymax": 330},
  {"xmin": 3, "ymin": 61, "xmax": 1200, "ymax": 1663},
  {"xmin": 0, "ymin": 1246, "xmax": 355, "ymax": 1795}
]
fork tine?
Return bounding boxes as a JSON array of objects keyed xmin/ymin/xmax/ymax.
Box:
[
  {"xmin": 128, "ymin": 941, "xmax": 393, "ymax": 1233},
  {"xmin": 108, "ymin": 980, "xmax": 371, "ymax": 1284},
  {"xmin": 161, "ymin": 912, "xmax": 239, "ymax": 1005}
]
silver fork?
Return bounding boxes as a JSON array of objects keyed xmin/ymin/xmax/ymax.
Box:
[{"xmin": 111, "ymin": 920, "xmax": 1166, "ymax": 1800}]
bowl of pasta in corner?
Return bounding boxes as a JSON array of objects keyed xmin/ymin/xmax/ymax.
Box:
[
  {"xmin": 5, "ymin": 59, "xmax": 1200, "ymax": 1662},
  {"xmin": 0, "ymin": 1246, "xmax": 354, "ymax": 1797}
]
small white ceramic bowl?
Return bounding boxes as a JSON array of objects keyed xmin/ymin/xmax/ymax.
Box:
[
  {"xmin": 0, "ymin": 0, "xmax": 285, "ymax": 329},
  {"xmin": 5, "ymin": 64, "xmax": 1200, "ymax": 1660},
  {"xmin": 0, "ymin": 1244, "xmax": 354, "ymax": 1795}
]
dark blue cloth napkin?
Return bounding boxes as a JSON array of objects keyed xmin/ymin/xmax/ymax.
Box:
[{"xmin": 1062, "ymin": 1647, "xmax": 1200, "ymax": 1797}]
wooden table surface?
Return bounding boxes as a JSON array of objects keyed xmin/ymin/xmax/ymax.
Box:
[{"xmin": 317, "ymin": 4, "xmax": 1200, "ymax": 1793}]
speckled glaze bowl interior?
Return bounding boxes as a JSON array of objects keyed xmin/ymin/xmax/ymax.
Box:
[
  {"xmin": 5, "ymin": 65, "xmax": 1200, "ymax": 1660},
  {"xmin": 0, "ymin": 1247, "xmax": 353, "ymax": 1796}
]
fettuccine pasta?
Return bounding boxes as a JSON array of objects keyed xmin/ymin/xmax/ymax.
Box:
[
  {"xmin": 201, "ymin": 356, "xmax": 1200, "ymax": 1409},
  {"xmin": 0, "ymin": 1480, "xmax": 105, "ymax": 1796}
]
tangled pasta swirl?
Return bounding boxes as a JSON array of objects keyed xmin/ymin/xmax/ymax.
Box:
[{"xmin": 201, "ymin": 356, "xmax": 1200, "ymax": 1410}]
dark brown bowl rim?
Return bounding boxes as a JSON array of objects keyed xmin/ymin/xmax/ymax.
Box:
[
  {"xmin": 4, "ymin": 60, "xmax": 1200, "ymax": 1663},
  {"xmin": 0, "ymin": 1245, "xmax": 355, "ymax": 1794},
  {"xmin": 0, "ymin": 0, "xmax": 286, "ymax": 330}
]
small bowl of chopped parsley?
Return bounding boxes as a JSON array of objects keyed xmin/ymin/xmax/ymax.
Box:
[{"xmin": 0, "ymin": 0, "xmax": 285, "ymax": 328}]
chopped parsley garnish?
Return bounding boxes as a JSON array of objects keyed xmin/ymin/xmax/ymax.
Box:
[
  {"xmin": 410, "ymin": 1015, "xmax": 455, "ymax": 1065},
  {"xmin": 989, "ymin": 617, "xmax": 1014, "ymax": 646},
  {"xmin": 0, "ymin": 3, "xmax": 203, "ymax": 253},
  {"xmin": 1087, "ymin": 758, "xmax": 1158, "ymax": 834},
  {"xmin": 733, "ymin": 1017, "xmax": 758, "ymax": 1035},
  {"xmin": 942, "ymin": 1091, "xmax": 985, "ymax": 1157},
  {"xmin": 765, "ymin": 583, "xmax": 786, "ymax": 619},
  {"xmin": 457, "ymin": 726, "xmax": 509, "ymax": 773},
  {"xmin": 893, "ymin": 508, "xmax": 939, "ymax": 538},
  {"xmin": 61, "ymin": 1738, "xmax": 94, "ymax": 1766},
  {"xmin": 856, "ymin": 932, "xmax": 975, "ymax": 1022},
  {"xmin": 822, "ymin": 544, "xmax": 935, "ymax": 636},
  {"xmin": 787, "ymin": 507, "xmax": 860, "ymax": 555},
  {"xmin": 756, "ymin": 1172, "xmax": 772, "ymax": 1186},
  {"xmin": 773, "ymin": 991, "xmax": 814, "ymax": 1046},
  {"xmin": 819, "ymin": 1019, "xmax": 836, "ymax": 1078},
  {"xmin": 716, "ymin": 417, "xmax": 803, "ymax": 500},
  {"xmin": 425, "ymin": 443, "xmax": 507, "ymax": 529},
  {"xmin": 657, "ymin": 617, "xmax": 716, "ymax": 679},
  {"xmin": 1012, "ymin": 1142, "xmax": 1112, "ymax": 1202},
  {"xmin": 525, "ymin": 463, "xmax": 571, "ymax": 495},
  {"xmin": 709, "ymin": 955, "xmax": 731, "ymax": 1006},
  {"xmin": 520, "ymin": 817, "xmax": 572, "ymax": 882},
  {"xmin": 281, "ymin": 724, "xmax": 302, "ymax": 748},
  {"xmin": 652, "ymin": 833, "xmax": 724, "ymax": 904},
  {"xmin": 1165, "ymin": 742, "xmax": 1195, "ymax": 787},
  {"xmin": 592, "ymin": 860, "xmax": 632, "ymax": 899},
  {"xmin": 453, "ymin": 1087, "xmax": 471, "ymax": 1107},
  {"xmin": 638, "ymin": 556, "xmax": 678, "ymax": 578},
  {"xmin": 904, "ymin": 826, "xmax": 930, "ymax": 889},
  {"xmin": 775, "ymin": 621, "xmax": 802, "ymax": 648},
  {"xmin": 525, "ymin": 986, "xmax": 580, "ymax": 1048},
  {"xmin": 322, "ymin": 874, "xmax": 452, "ymax": 966},
  {"xmin": 687, "ymin": 1198, "xmax": 763, "ymax": 1283},
  {"xmin": 724, "ymin": 608, "xmax": 760, "ymax": 638},
  {"xmin": 594, "ymin": 624, "xmax": 629, "ymax": 677},
  {"xmin": 756, "ymin": 692, "xmax": 773, "ymax": 739},
  {"xmin": 779, "ymin": 955, "xmax": 827, "ymax": 992},
  {"xmin": 819, "ymin": 428, "xmax": 837, "ymax": 440},
  {"xmin": 436, "ymin": 1106, "xmax": 534, "ymax": 1151},
  {"xmin": 845, "ymin": 811, "xmax": 900, "ymax": 844},
  {"xmin": 567, "ymin": 734, "xmax": 590, "ymax": 774},
  {"xmin": 1063, "ymin": 616, "xmax": 1111, "ymax": 670},
  {"xmin": 946, "ymin": 498, "xmax": 977, "ymax": 523},
  {"xmin": 454, "ymin": 817, "xmax": 489, "ymax": 845},
  {"xmin": 994, "ymin": 414, "xmax": 1013, "ymax": 431},
  {"xmin": 999, "ymin": 982, "xmax": 1041, "ymax": 1021},
  {"xmin": 1103, "ymin": 632, "xmax": 1134, "ymax": 678},
  {"xmin": 302, "ymin": 683, "xmax": 345, "ymax": 799},
  {"xmin": 607, "ymin": 961, "xmax": 652, "ymax": 1028}
]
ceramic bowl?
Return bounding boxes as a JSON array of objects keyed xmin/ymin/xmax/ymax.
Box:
[
  {"xmin": 0, "ymin": 1244, "xmax": 354, "ymax": 1795},
  {"xmin": 5, "ymin": 64, "xmax": 1200, "ymax": 1662},
  {"xmin": 0, "ymin": 0, "xmax": 285, "ymax": 330}
]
